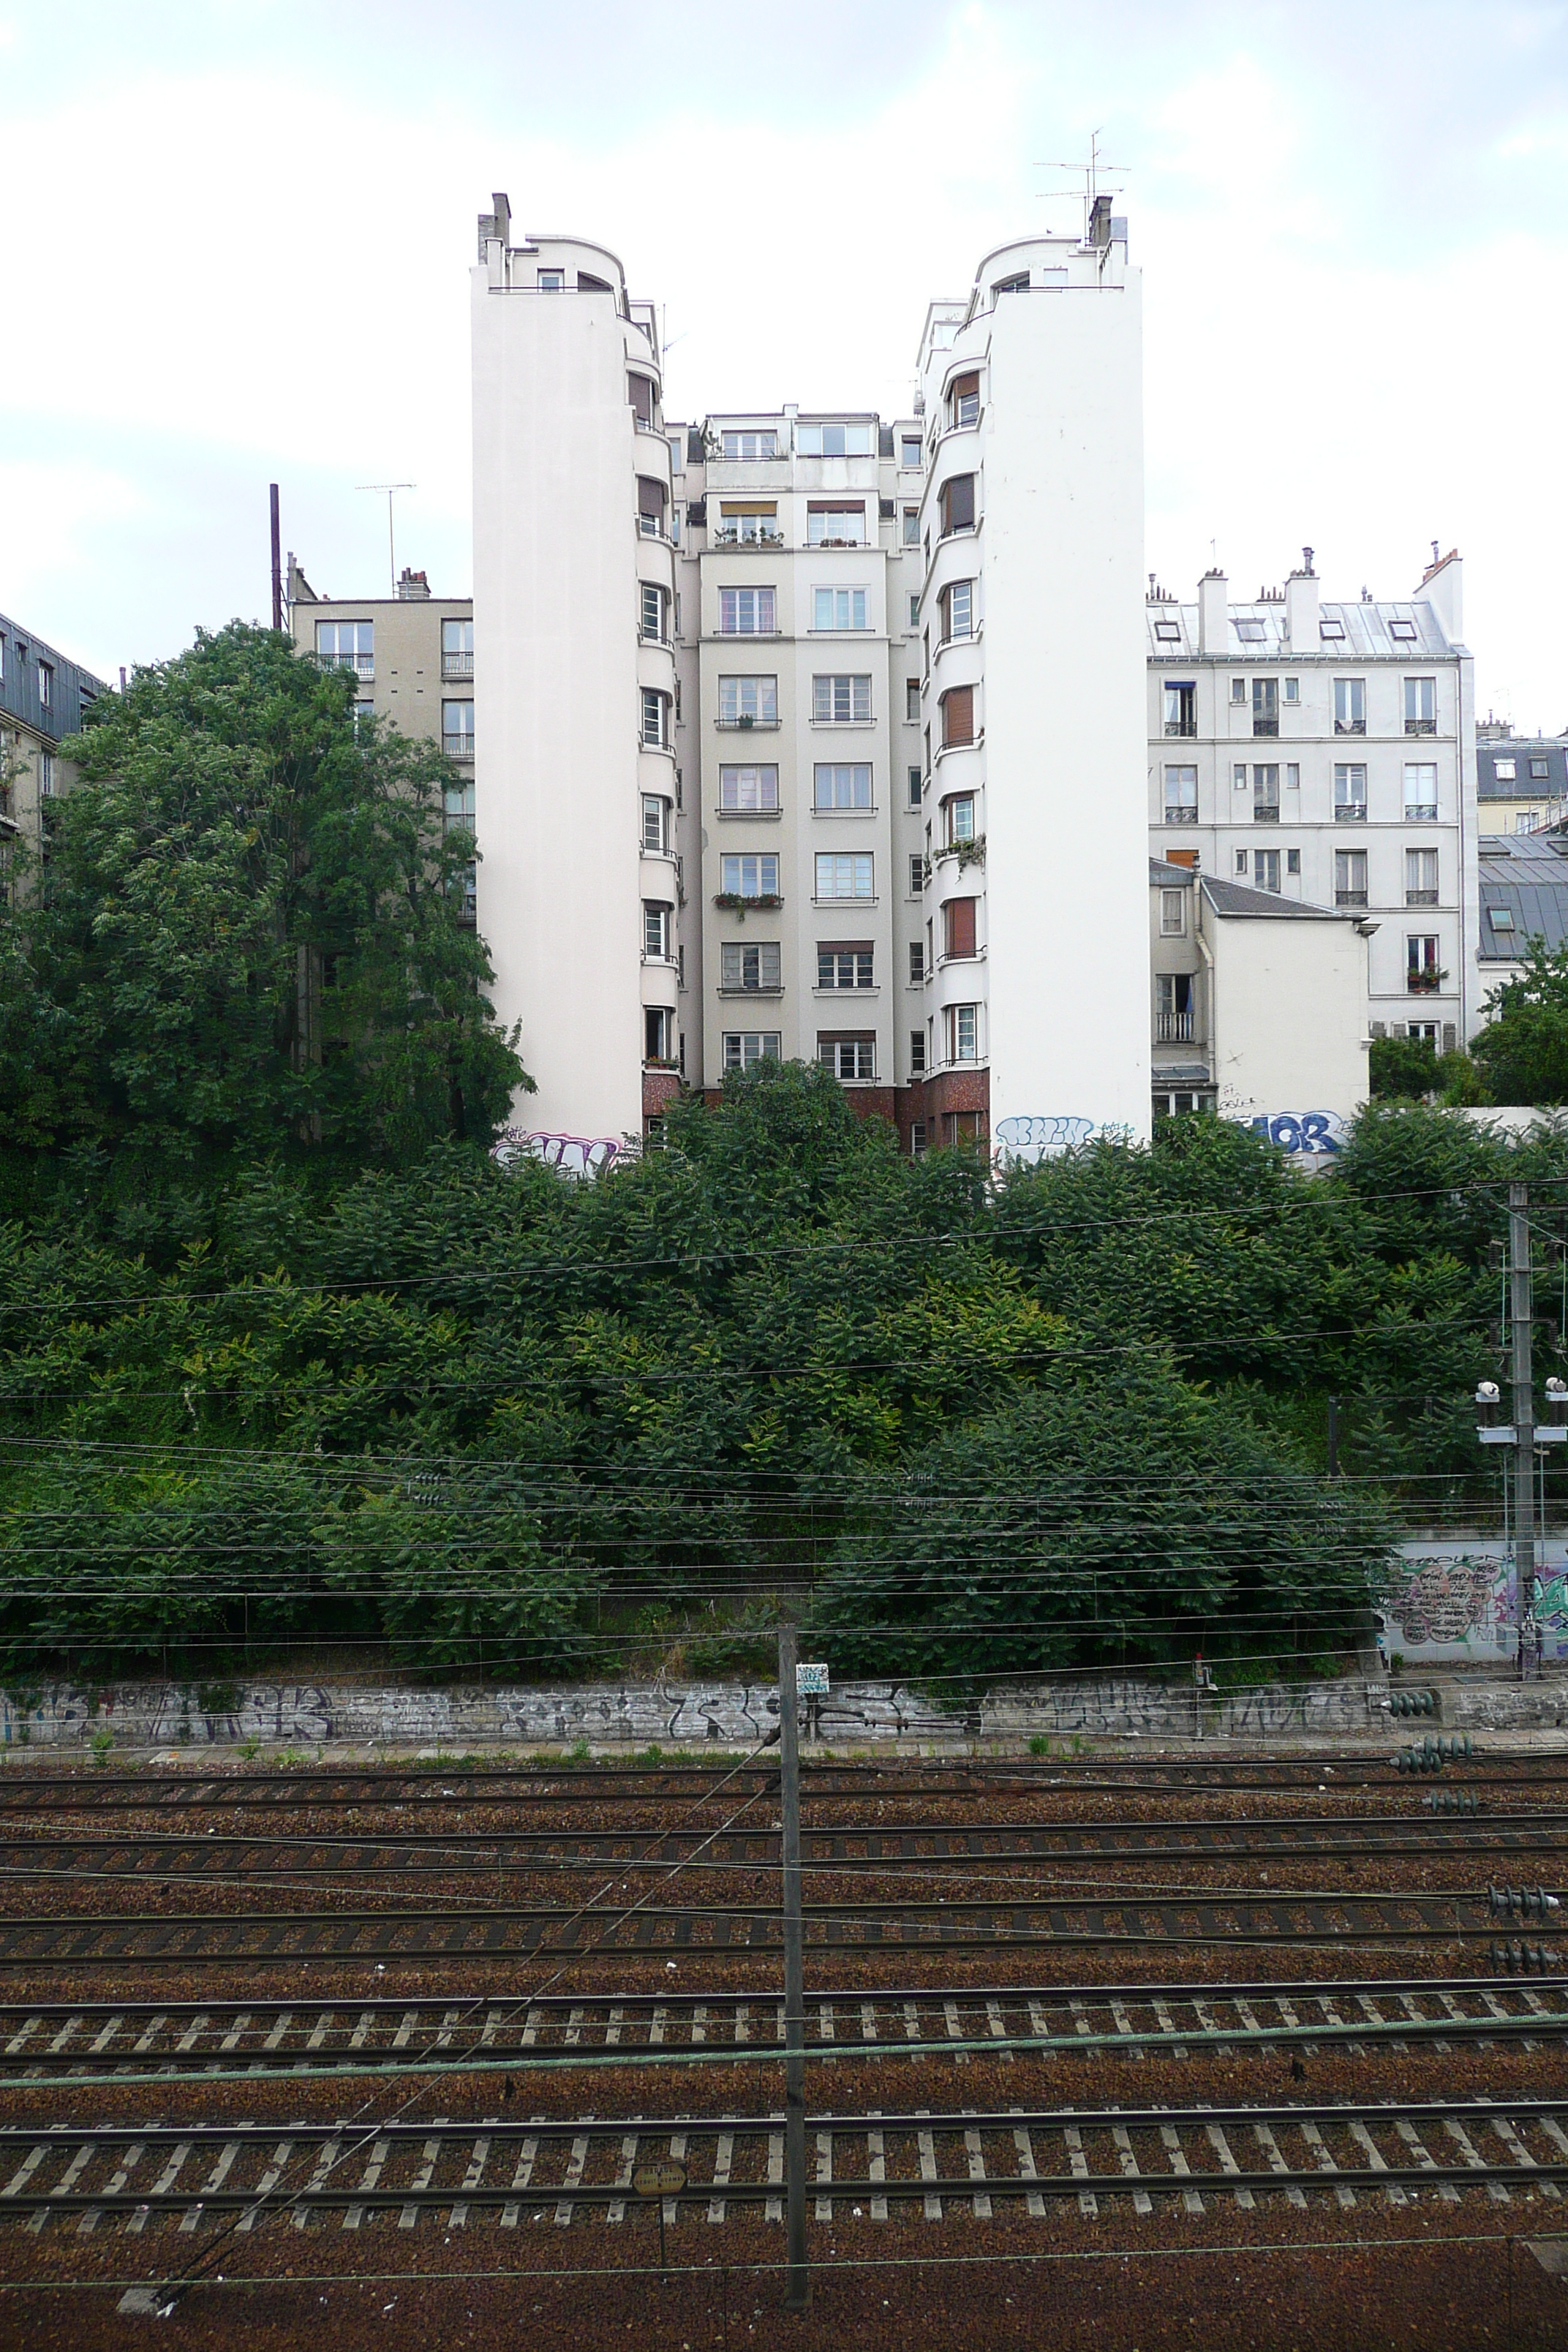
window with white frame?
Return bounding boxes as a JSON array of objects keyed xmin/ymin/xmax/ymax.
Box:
[
  {"xmin": 908, "ymin": 765, "xmax": 922, "ymax": 808},
  {"xmin": 1230, "ymin": 676, "xmax": 1246, "ymax": 704},
  {"xmin": 718, "ymin": 675, "xmax": 777, "ymax": 726},
  {"xmin": 813, "ymin": 587, "xmax": 868, "ymax": 631},
  {"xmin": 796, "ymin": 421, "xmax": 874, "ymax": 456},
  {"xmin": 1403, "ymin": 676, "xmax": 1437, "ymax": 734},
  {"xmin": 1164, "ymin": 765, "xmax": 1197, "ymax": 824},
  {"xmin": 719, "ymin": 764, "xmax": 779, "ymax": 813},
  {"xmin": 947, "ymin": 371, "xmax": 980, "ymax": 428},
  {"xmin": 944, "ymin": 1003, "xmax": 979, "ymax": 1063},
  {"xmin": 816, "ymin": 851, "xmax": 874, "ymax": 899},
  {"xmin": 1495, "ymin": 758, "xmax": 1518, "ymax": 780},
  {"xmin": 1159, "ymin": 889, "xmax": 1186, "ymax": 936},
  {"xmin": 442, "ymin": 699, "xmax": 475, "ymax": 757},
  {"xmin": 316, "ymin": 619, "xmax": 374, "ymax": 673},
  {"xmin": 938, "ymin": 474, "xmax": 976, "ymax": 535},
  {"xmin": 1333, "ymin": 677, "xmax": 1365, "ymax": 734},
  {"xmin": 642, "ymin": 795, "xmax": 671, "ymax": 851},
  {"xmin": 723, "ymin": 1030, "xmax": 780, "ymax": 1068},
  {"xmin": 1284, "ymin": 677, "xmax": 1300, "ymax": 704},
  {"xmin": 441, "ymin": 617, "xmax": 474, "ymax": 676},
  {"xmin": 812, "ymin": 674, "xmax": 872, "ymax": 723},
  {"xmin": 814, "ymin": 764, "xmax": 872, "ymax": 811},
  {"xmin": 720, "ymin": 429, "xmax": 777, "ymax": 461},
  {"xmin": 1252, "ymin": 763, "xmax": 1280, "ymax": 821},
  {"xmin": 900, "ymin": 435, "xmax": 922, "ymax": 470},
  {"xmin": 946, "ymin": 793, "xmax": 976, "ymax": 845},
  {"xmin": 1406, "ymin": 846, "xmax": 1439, "ymax": 905},
  {"xmin": 818, "ymin": 1033, "xmax": 876, "ymax": 1079},
  {"xmin": 1335, "ymin": 849, "xmax": 1368, "ymax": 907},
  {"xmin": 720, "ymin": 852, "xmax": 780, "ymax": 897},
  {"xmin": 1403, "ymin": 762, "xmax": 1438, "ymax": 820},
  {"xmin": 910, "ymin": 1030, "xmax": 926, "ymax": 1074},
  {"xmin": 39, "ymin": 750, "xmax": 55, "ymax": 796},
  {"xmin": 1334, "ymin": 762, "xmax": 1367, "ymax": 821},
  {"xmin": 1407, "ymin": 934, "xmax": 1441, "ymax": 988},
  {"xmin": 640, "ymin": 583, "xmax": 668, "ymax": 641},
  {"xmin": 642, "ymin": 901, "xmax": 673, "ymax": 960},
  {"xmin": 942, "ymin": 580, "xmax": 974, "ymax": 643},
  {"xmin": 807, "ymin": 502, "xmax": 866, "ymax": 545},
  {"xmin": 818, "ymin": 945, "xmax": 874, "ymax": 989},
  {"xmin": 720, "ymin": 941, "xmax": 781, "ymax": 991},
  {"xmin": 902, "ymin": 508, "xmax": 919, "ymax": 546},
  {"xmin": 1254, "ymin": 848, "xmax": 1281, "ymax": 893},
  {"xmin": 719, "ymin": 587, "xmax": 776, "ymax": 636},
  {"xmin": 641, "ymin": 688, "xmax": 670, "ymax": 748},
  {"xmin": 909, "ymin": 941, "xmax": 924, "ymax": 981},
  {"xmin": 716, "ymin": 504, "xmax": 778, "ymax": 545},
  {"xmin": 1163, "ymin": 681, "xmax": 1196, "ymax": 736}
]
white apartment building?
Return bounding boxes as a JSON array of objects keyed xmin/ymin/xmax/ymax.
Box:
[
  {"xmin": 1146, "ymin": 551, "xmax": 1478, "ymax": 1087},
  {"xmin": 471, "ymin": 196, "xmax": 1150, "ymax": 1154}
]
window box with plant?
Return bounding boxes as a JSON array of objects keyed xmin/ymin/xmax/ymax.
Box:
[
  {"xmin": 713, "ymin": 891, "xmax": 784, "ymax": 916},
  {"xmin": 1407, "ymin": 967, "xmax": 1447, "ymax": 995}
]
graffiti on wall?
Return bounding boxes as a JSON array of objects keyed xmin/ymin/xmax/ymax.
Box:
[
  {"xmin": 1243, "ymin": 1111, "xmax": 1347, "ymax": 1156},
  {"xmin": 491, "ymin": 1129, "xmax": 625, "ymax": 1179},
  {"xmin": 1380, "ymin": 1545, "xmax": 1568, "ymax": 1662},
  {"xmin": 995, "ymin": 1116, "xmax": 1139, "ymax": 1165}
]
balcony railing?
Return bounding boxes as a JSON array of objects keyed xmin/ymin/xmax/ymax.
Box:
[
  {"xmin": 1156, "ymin": 1011, "xmax": 1195, "ymax": 1042},
  {"xmin": 1163, "ymin": 805, "xmax": 1198, "ymax": 825},
  {"xmin": 442, "ymin": 734, "xmax": 475, "ymax": 759},
  {"xmin": 1406, "ymin": 889, "xmax": 1440, "ymax": 905},
  {"xmin": 441, "ymin": 652, "xmax": 474, "ymax": 678},
  {"xmin": 1334, "ymin": 719, "xmax": 1366, "ymax": 735},
  {"xmin": 712, "ymin": 527, "xmax": 784, "ymax": 547},
  {"xmin": 1404, "ymin": 804, "xmax": 1438, "ymax": 822},
  {"xmin": 1335, "ymin": 890, "xmax": 1369, "ymax": 908},
  {"xmin": 1333, "ymin": 804, "xmax": 1367, "ymax": 823},
  {"xmin": 1252, "ymin": 718, "xmax": 1279, "ymax": 737},
  {"xmin": 1406, "ymin": 718, "xmax": 1437, "ymax": 736},
  {"xmin": 320, "ymin": 651, "xmax": 374, "ymax": 675},
  {"xmin": 1164, "ymin": 720, "xmax": 1196, "ymax": 738},
  {"xmin": 1252, "ymin": 803, "xmax": 1280, "ymax": 825}
]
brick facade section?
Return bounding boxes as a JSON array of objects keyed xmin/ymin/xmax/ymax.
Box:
[
  {"xmin": 641, "ymin": 1070, "xmax": 682, "ymax": 1127},
  {"xmin": 894, "ymin": 1067, "xmax": 990, "ymax": 1153}
]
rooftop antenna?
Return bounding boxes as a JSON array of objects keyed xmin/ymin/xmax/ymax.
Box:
[
  {"xmin": 1034, "ymin": 129, "xmax": 1128, "ymax": 241},
  {"xmin": 356, "ymin": 483, "xmax": 415, "ymax": 595}
]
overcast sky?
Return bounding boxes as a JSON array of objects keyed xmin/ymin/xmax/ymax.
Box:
[{"xmin": 3, "ymin": 0, "xmax": 1565, "ymax": 725}]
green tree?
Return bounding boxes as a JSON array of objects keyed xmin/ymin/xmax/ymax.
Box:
[
  {"xmin": 1470, "ymin": 938, "xmax": 1568, "ymax": 1105},
  {"xmin": 0, "ymin": 622, "xmax": 526, "ymax": 1164},
  {"xmin": 1369, "ymin": 1032, "xmax": 1440, "ymax": 1099}
]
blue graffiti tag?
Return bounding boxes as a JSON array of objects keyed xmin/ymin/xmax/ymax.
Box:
[{"xmin": 1246, "ymin": 1111, "xmax": 1345, "ymax": 1156}]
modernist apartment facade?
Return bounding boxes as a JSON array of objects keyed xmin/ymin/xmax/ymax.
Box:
[
  {"xmin": 0, "ymin": 609, "xmax": 106, "ymax": 870},
  {"xmin": 1146, "ymin": 551, "xmax": 1478, "ymax": 1077},
  {"xmin": 470, "ymin": 196, "xmax": 1150, "ymax": 1155}
]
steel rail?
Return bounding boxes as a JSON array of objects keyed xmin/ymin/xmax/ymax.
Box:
[{"xmin": 0, "ymin": 1890, "xmax": 1558, "ymax": 1964}]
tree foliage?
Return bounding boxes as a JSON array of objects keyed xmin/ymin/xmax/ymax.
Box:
[{"xmin": 1471, "ymin": 937, "xmax": 1568, "ymax": 1107}]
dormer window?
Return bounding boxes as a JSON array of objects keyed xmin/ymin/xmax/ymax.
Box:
[
  {"xmin": 538, "ymin": 268, "xmax": 565, "ymax": 290},
  {"xmin": 1319, "ymin": 617, "xmax": 1346, "ymax": 640},
  {"xmin": 1234, "ymin": 618, "xmax": 1266, "ymax": 643},
  {"xmin": 1153, "ymin": 619, "xmax": 1181, "ymax": 641},
  {"xmin": 1389, "ymin": 618, "xmax": 1418, "ymax": 641}
]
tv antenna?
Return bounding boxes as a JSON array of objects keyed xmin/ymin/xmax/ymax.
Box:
[
  {"xmin": 1035, "ymin": 129, "xmax": 1128, "ymax": 241},
  {"xmin": 356, "ymin": 483, "xmax": 415, "ymax": 594}
]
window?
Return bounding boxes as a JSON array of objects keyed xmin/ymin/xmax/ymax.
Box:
[
  {"xmin": 946, "ymin": 793, "xmax": 976, "ymax": 844},
  {"xmin": 1153, "ymin": 619, "xmax": 1181, "ymax": 642},
  {"xmin": 942, "ymin": 580, "xmax": 974, "ymax": 642},
  {"xmin": 1163, "ymin": 766, "xmax": 1197, "ymax": 824},
  {"xmin": 716, "ymin": 503, "xmax": 779, "ymax": 545},
  {"xmin": 636, "ymin": 477, "xmax": 668, "ymax": 535},
  {"xmin": 315, "ymin": 619, "xmax": 373, "ymax": 673},
  {"xmin": 538, "ymin": 268, "xmax": 565, "ymax": 290},
  {"xmin": 1407, "ymin": 934, "xmax": 1441, "ymax": 990},
  {"xmin": 628, "ymin": 373, "xmax": 656, "ymax": 426},
  {"xmin": 908, "ymin": 764, "xmax": 922, "ymax": 808},
  {"xmin": 1235, "ymin": 849, "xmax": 1248, "ymax": 875},
  {"xmin": 718, "ymin": 675, "xmax": 777, "ymax": 727},
  {"xmin": 1334, "ymin": 762, "xmax": 1367, "ymax": 821},
  {"xmin": 1388, "ymin": 617, "xmax": 1418, "ymax": 641},
  {"xmin": 643, "ymin": 901, "xmax": 673, "ymax": 960},
  {"xmin": 796, "ymin": 421, "xmax": 874, "ymax": 456},
  {"xmin": 941, "ymin": 685, "xmax": 974, "ymax": 747},
  {"xmin": 939, "ymin": 474, "xmax": 976, "ymax": 535},
  {"xmin": 1159, "ymin": 889, "xmax": 1186, "ymax": 936},
  {"xmin": 720, "ymin": 853, "xmax": 780, "ymax": 897},
  {"xmin": 1286, "ymin": 763, "xmax": 1300, "ymax": 791},
  {"xmin": 641, "ymin": 687, "xmax": 670, "ymax": 748},
  {"xmin": 642, "ymin": 795, "xmax": 671, "ymax": 851},
  {"xmin": 947, "ymin": 371, "xmax": 980, "ymax": 428},
  {"xmin": 719, "ymin": 765, "xmax": 779, "ymax": 813},
  {"xmin": 816, "ymin": 851, "xmax": 874, "ymax": 899},
  {"xmin": 807, "ymin": 502, "xmax": 866, "ymax": 546},
  {"xmin": 1403, "ymin": 762, "xmax": 1438, "ymax": 820},
  {"xmin": 910, "ymin": 1030, "xmax": 927, "ymax": 1073},
  {"xmin": 908, "ymin": 594, "xmax": 920, "ymax": 627},
  {"xmin": 1284, "ymin": 677, "xmax": 1300, "ymax": 704},
  {"xmin": 723, "ymin": 1031, "xmax": 780, "ymax": 1069},
  {"xmin": 902, "ymin": 507, "xmax": 920, "ymax": 546},
  {"xmin": 1494, "ymin": 757, "xmax": 1517, "ymax": 782},
  {"xmin": 819, "ymin": 1033, "xmax": 876, "ymax": 1079},
  {"xmin": 813, "ymin": 763, "xmax": 872, "ymax": 810},
  {"xmin": 442, "ymin": 699, "xmax": 475, "ymax": 757},
  {"xmin": 1531, "ymin": 758, "xmax": 1550, "ymax": 781},
  {"xmin": 721, "ymin": 941, "xmax": 781, "ymax": 992},
  {"xmin": 353, "ymin": 698, "xmax": 375, "ymax": 737},
  {"xmin": 1231, "ymin": 676, "xmax": 1247, "ymax": 704},
  {"xmin": 1406, "ymin": 847, "xmax": 1439, "ymax": 905},
  {"xmin": 909, "ymin": 941, "xmax": 924, "ymax": 981},
  {"xmin": 1335, "ymin": 849, "xmax": 1368, "ymax": 908},
  {"xmin": 1233, "ymin": 763, "xmax": 1248, "ymax": 794},
  {"xmin": 1515, "ymin": 813, "xmax": 1539, "ymax": 836},
  {"xmin": 39, "ymin": 750, "xmax": 55, "ymax": 796},
  {"xmin": 1253, "ymin": 764, "xmax": 1279, "ymax": 821},
  {"xmin": 1235, "ymin": 618, "xmax": 1267, "ymax": 644},
  {"xmin": 944, "ymin": 1003, "xmax": 979, "ymax": 1063},
  {"xmin": 1319, "ymin": 616, "xmax": 1345, "ymax": 641},
  {"xmin": 720, "ymin": 587, "xmax": 776, "ymax": 636},
  {"xmin": 1286, "ymin": 848, "xmax": 1300, "ymax": 875},
  {"xmin": 1333, "ymin": 678, "xmax": 1365, "ymax": 734},
  {"xmin": 813, "ymin": 674, "xmax": 872, "ymax": 724},
  {"xmin": 1251, "ymin": 678, "xmax": 1278, "ymax": 736},
  {"xmin": 900, "ymin": 436, "xmax": 922, "ymax": 470},
  {"xmin": 1156, "ymin": 973, "xmax": 1195, "ymax": 1038},
  {"xmin": 640, "ymin": 582, "xmax": 668, "ymax": 641},
  {"xmin": 442, "ymin": 780, "xmax": 472, "ymax": 838},
  {"xmin": 1254, "ymin": 849, "xmax": 1281, "ymax": 893},
  {"xmin": 441, "ymin": 617, "xmax": 474, "ymax": 676},
  {"xmin": 1490, "ymin": 905, "xmax": 1518, "ymax": 930},
  {"xmin": 943, "ymin": 897, "xmax": 977, "ymax": 960},
  {"xmin": 1403, "ymin": 676, "xmax": 1437, "ymax": 734},
  {"xmin": 37, "ymin": 661, "xmax": 53, "ymax": 711},
  {"xmin": 813, "ymin": 587, "xmax": 868, "ymax": 631},
  {"xmin": 720, "ymin": 429, "xmax": 777, "ymax": 461},
  {"xmin": 818, "ymin": 946, "xmax": 874, "ymax": 990},
  {"xmin": 908, "ymin": 853, "xmax": 924, "ymax": 896},
  {"xmin": 1163, "ymin": 682, "xmax": 1196, "ymax": 737}
]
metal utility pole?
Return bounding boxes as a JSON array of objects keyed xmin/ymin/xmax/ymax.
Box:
[
  {"xmin": 777, "ymin": 1625, "xmax": 808, "ymax": 2313},
  {"xmin": 1509, "ymin": 1183, "xmax": 1538, "ymax": 1678},
  {"xmin": 269, "ymin": 484, "xmax": 283, "ymax": 633},
  {"xmin": 356, "ymin": 483, "xmax": 415, "ymax": 595}
]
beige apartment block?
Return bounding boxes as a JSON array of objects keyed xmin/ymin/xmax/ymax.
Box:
[{"xmin": 0, "ymin": 609, "xmax": 108, "ymax": 873}]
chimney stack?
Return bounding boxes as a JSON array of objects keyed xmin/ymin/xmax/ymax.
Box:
[
  {"xmin": 1284, "ymin": 549, "xmax": 1319, "ymax": 649},
  {"xmin": 1198, "ymin": 568, "xmax": 1228, "ymax": 655}
]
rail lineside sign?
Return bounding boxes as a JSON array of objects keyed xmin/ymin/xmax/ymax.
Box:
[
  {"xmin": 633, "ymin": 2162, "xmax": 687, "ymax": 2198},
  {"xmin": 796, "ymin": 1663, "xmax": 830, "ymax": 1696}
]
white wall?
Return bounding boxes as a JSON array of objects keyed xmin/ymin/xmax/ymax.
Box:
[{"xmin": 1206, "ymin": 909, "xmax": 1368, "ymax": 1126}]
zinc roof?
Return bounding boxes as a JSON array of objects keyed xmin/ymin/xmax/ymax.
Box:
[
  {"xmin": 1145, "ymin": 600, "xmax": 1453, "ymax": 660},
  {"xmin": 1477, "ymin": 834, "xmax": 1568, "ymax": 961}
]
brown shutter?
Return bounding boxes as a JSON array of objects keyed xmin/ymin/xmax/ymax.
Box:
[
  {"xmin": 942, "ymin": 685, "xmax": 974, "ymax": 747},
  {"xmin": 628, "ymin": 374, "xmax": 655, "ymax": 424},
  {"xmin": 944, "ymin": 897, "xmax": 977, "ymax": 959},
  {"xmin": 637, "ymin": 476, "xmax": 666, "ymax": 517},
  {"xmin": 941, "ymin": 473, "xmax": 976, "ymax": 532},
  {"xmin": 951, "ymin": 371, "xmax": 979, "ymax": 403}
]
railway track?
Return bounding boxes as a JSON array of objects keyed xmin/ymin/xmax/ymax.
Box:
[
  {"xmin": 1, "ymin": 1888, "xmax": 1561, "ymax": 1966},
  {"xmin": 1, "ymin": 1974, "xmax": 1564, "ymax": 2083},
  {"xmin": 0, "ymin": 1814, "xmax": 1564, "ymax": 1885},
  {"xmin": 5, "ymin": 2097, "xmax": 1567, "ymax": 2228}
]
